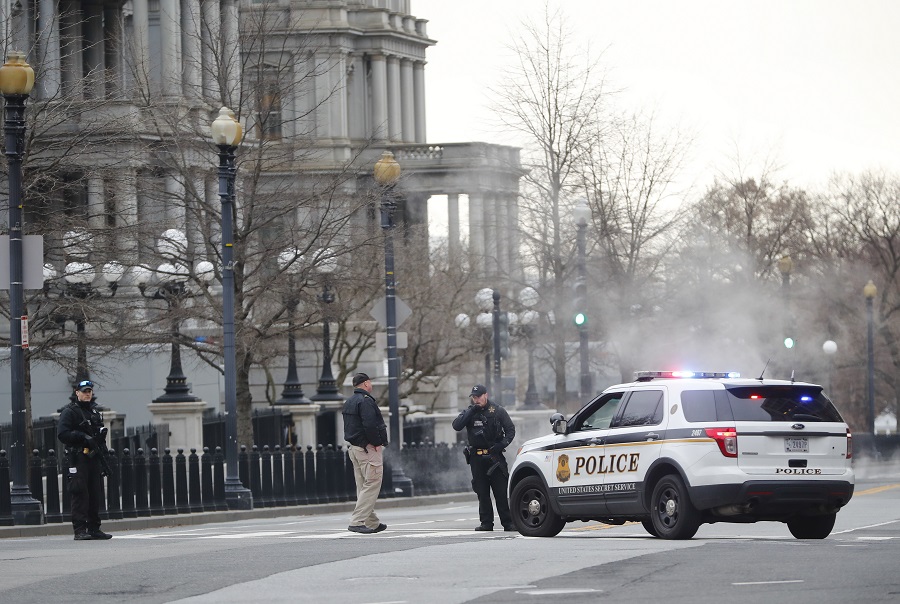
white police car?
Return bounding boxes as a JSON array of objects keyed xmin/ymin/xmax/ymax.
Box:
[{"xmin": 508, "ymin": 371, "xmax": 854, "ymax": 540}]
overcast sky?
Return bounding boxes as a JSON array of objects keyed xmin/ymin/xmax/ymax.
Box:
[{"xmin": 418, "ymin": 0, "xmax": 900, "ymax": 192}]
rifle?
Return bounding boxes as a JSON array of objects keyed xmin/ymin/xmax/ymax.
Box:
[
  {"xmin": 486, "ymin": 446, "xmax": 508, "ymax": 478},
  {"xmin": 83, "ymin": 427, "xmax": 113, "ymax": 477}
]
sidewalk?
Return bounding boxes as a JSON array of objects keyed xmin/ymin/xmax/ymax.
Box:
[{"xmin": 0, "ymin": 492, "xmax": 476, "ymax": 539}]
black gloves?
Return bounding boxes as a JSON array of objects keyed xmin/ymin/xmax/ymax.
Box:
[{"xmin": 489, "ymin": 443, "xmax": 505, "ymax": 456}]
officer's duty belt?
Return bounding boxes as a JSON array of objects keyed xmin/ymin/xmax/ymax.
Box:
[{"xmin": 474, "ymin": 449, "xmax": 490, "ymax": 455}]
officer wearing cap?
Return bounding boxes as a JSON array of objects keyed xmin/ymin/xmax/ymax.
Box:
[
  {"xmin": 453, "ymin": 383, "xmax": 516, "ymax": 531},
  {"xmin": 57, "ymin": 380, "xmax": 113, "ymax": 540},
  {"xmin": 342, "ymin": 372, "xmax": 388, "ymax": 534}
]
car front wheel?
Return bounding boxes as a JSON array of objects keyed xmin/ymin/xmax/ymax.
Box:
[
  {"xmin": 510, "ymin": 476, "xmax": 566, "ymax": 537},
  {"xmin": 650, "ymin": 474, "xmax": 701, "ymax": 540},
  {"xmin": 787, "ymin": 513, "xmax": 836, "ymax": 539}
]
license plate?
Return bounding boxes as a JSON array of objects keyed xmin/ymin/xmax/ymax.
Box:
[{"xmin": 784, "ymin": 437, "xmax": 808, "ymax": 452}]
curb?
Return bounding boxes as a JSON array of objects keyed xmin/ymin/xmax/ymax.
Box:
[{"xmin": 0, "ymin": 492, "xmax": 477, "ymax": 539}]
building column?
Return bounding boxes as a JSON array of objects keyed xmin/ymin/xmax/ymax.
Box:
[
  {"xmin": 131, "ymin": 0, "xmax": 151, "ymax": 97},
  {"xmin": 468, "ymin": 192, "xmax": 485, "ymax": 276},
  {"xmin": 506, "ymin": 193, "xmax": 520, "ymax": 280},
  {"xmin": 313, "ymin": 51, "xmax": 332, "ymax": 141},
  {"xmin": 87, "ymin": 175, "xmax": 105, "ymax": 230},
  {"xmin": 104, "ymin": 2, "xmax": 124, "ymax": 97},
  {"xmin": 484, "ymin": 192, "xmax": 498, "ymax": 277},
  {"xmin": 386, "ymin": 54, "xmax": 402, "ymax": 142},
  {"xmin": 187, "ymin": 175, "xmax": 207, "ymax": 255},
  {"xmin": 447, "ymin": 193, "xmax": 460, "ymax": 267},
  {"xmin": 181, "ymin": 0, "xmax": 203, "ymax": 99},
  {"xmin": 166, "ymin": 175, "xmax": 187, "ymax": 227},
  {"xmin": 200, "ymin": 0, "xmax": 220, "ymax": 102},
  {"xmin": 293, "ymin": 51, "xmax": 313, "ymax": 138},
  {"xmin": 400, "ymin": 59, "xmax": 414, "ymax": 143},
  {"xmin": 159, "ymin": 0, "xmax": 181, "ymax": 97},
  {"xmin": 59, "ymin": 0, "xmax": 83, "ymax": 100},
  {"xmin": 346, "ymin": 53, "xmax": 366, "ymax": 140},
  {"xmin": 369, "ymin": 53, "xmax": 387, "ymax": 141},
  {"xmin": 37, "ymin": 0, "xmax": 62, "ymax": 98},
  {"xmin": 222, "ymin": 0, "xmax": 241, "ymax": 106},
  {"xmin": 119, "ymin": 169, "xmax": 140, "ymax": 262},
  {"xmin": 496, "ymin": 192, "xmax": 509, "ymax": 277},
  {"xmin": 413, "ymin": 61, "xmax": 426, "ymax": 143},
  {"xmin": 82, "ymin": 2, "xmax": 106, "ymax": 99}
]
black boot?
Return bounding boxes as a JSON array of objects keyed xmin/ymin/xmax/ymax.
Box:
[
  {"xmin": 89, "ymin": 527, "xmax": 113, "ymax": 540},
  {"xmin": 74, "ymin": 527, "xmax": 92, "ymax": 541}
]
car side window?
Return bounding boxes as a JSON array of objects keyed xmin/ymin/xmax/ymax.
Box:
[
  {"xmin": 575, "ymin": 393, "xmax": 624, "ymax": 431},
  {"xmin": 613, "ymin": 390, "xmax": 664, "ymax": 428}
]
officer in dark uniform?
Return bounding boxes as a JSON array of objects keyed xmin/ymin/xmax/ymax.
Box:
[
  {"xmin": 57, "ymin": 380, "xmax": 113, "ymax": 540},
  {"xmin": 452, "ymin": 383, "xmax": 516, "ymax": 531}
]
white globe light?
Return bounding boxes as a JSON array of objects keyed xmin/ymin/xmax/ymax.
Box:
[
  {"xmin": 131, "ymin": 265, "xmax": 152, "ymax": 286},
  {"xmin": 506, "ymin": 311, "xmax": 518, "ymax": 325},
  {"xmin": 455, "ymin": 313, "xmax": 470, "ymax": 329},
  {"xmin": 196, "ymin": 260, "xmax": 215, "ymax": 282},
  {"xmin": 520, "ymin": 309, "xmax": 539, "ymax": 325},
  {"xmin": 823, "ymin": 340, "xmax": 837, "ymax": 355},
  {"xmin": 157, "ymin": 229, "xmax": 188, "ymax": 259},
  {"xmin": 475, "ymin": 287, "xmax": 494, "ymax": 312},
  {"xmin": 315, "ymin": 248, "xmax": 337, "ymax": 274},
  {"xmin": 63, "ymin": 229, "xmax": 92, "ymax": 259},
  {"xmin": 279, "ymin": 248, "xmax": 303, "ymax": 273},
  {"xmin": 43, "ymin": 263, "xmax": 57, "ymax": 282},
  {"xmin": 64, "ymin": 262, "xmax": 95, "ymax": 284},
  {"xmin": 102, "ymin": 261, "xmax": 125, "ymax": 283},
  {"xmin": 519, "ymin": 286, "xmax": 539, "ymax": 308},
  {"xmin": 475, "ymin": 312, "xmax": 493, "ymax": 329}
]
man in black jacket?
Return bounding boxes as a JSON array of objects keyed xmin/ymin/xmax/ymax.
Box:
[
  {"xmin": 57, "ymin": 380, "xmax": 113, "ymax": 540},
  {"xmin": 342, "ymin": 373, "xmax": 388, "ymax": 534},
  {"xmin": 453, "ymin": 383, "xmax": 516, "ymax": 531}
]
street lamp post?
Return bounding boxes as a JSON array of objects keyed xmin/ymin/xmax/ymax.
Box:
[
  {"xmin": 573, "ymin": 201, "xmax": 591, "ymax": 401},
  {"xmin": 864, "ymin": 280, "xmax": 877, "ymax": 434},
  {"xmin": 778, "ymin": 255, "xmax": 794, "ymax": 349},
  {"xmin": 210, "ymin": 106, "xmax": 252, "ymax": 509},
  {"xmin": 491, "ymin": 289, "xmax": 503, "ymax": 403},
  {"xmin": 373, "ymin": 150, "xmax": 413, "ymax": 496},
  {"xmin": 276, "ymin": 248, "xmax": 311, "ymax": 405},
  {"xmin": 822, "ymin": 339, "xmax": 837, "ymax": 396},
  {"xmin": 1, "ymin": 51, "xmax": 43, "ymax": 524},
  {"xmin": 310, "ymin": 249, "xmax": 342, "ymax": 403}
]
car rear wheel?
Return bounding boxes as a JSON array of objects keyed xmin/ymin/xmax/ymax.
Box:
[
  {"xmin": 787, "ymin": 513, "xmax": 836, "ymax": 539},
  {"xmin": 650, "ymin": 474, "xmax": 701, "ymax": 540},
  {"xmin": 511, "ymin": 476, "xmax": 566, "ymax": 537}
]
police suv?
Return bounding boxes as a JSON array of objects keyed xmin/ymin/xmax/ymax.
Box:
[{"xmin": 508, "ymin": 371, "xmax": 854, "ymax": 540}]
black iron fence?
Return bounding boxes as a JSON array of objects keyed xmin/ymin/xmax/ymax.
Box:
[{"xmin": 0, "ymin": 440, "xmax": 471, "ymax": 526}]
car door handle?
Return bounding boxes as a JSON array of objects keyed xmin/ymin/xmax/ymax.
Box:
[
  {"xmin": 589, "ymin": 437, "xmax": 604, "ymax": 445},
  {"xmin": 644, "ymin": 433, "xmax": 660, "ymax": 441}
]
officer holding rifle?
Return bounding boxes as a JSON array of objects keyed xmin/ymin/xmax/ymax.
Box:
[
  {"xmin": 57, "ymin": 380, "xmax": 113, "ymax": 541},
  {"xmin": 453, "ymin": 384, "xmax": 516, "ymax": 531}
]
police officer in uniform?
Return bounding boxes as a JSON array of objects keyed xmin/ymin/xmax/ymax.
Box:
[
  {"xmin": 453, "ymin": 384, "xmax": 516, "ymax": 531},
  {"xmin": 57, "ymin": 380, "xmax": 113, "ymax": 540}
]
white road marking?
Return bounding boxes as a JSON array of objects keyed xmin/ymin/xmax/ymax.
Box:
[{"xmin": 732, "ymin": 580, "xmax": 804, "ymax": 586}]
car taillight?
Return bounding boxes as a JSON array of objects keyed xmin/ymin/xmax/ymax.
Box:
[
  {"xmin": 706, "ymin": 427, "xmax": 737, "ymax": 457},
  {"xmin": 846, "ymin": 428, "xmax": 852, "ymax": 459}
]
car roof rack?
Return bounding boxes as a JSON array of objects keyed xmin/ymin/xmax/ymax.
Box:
[{"xmin": 634, "ymin": 370, "xmax": 741, "ymax": 382}]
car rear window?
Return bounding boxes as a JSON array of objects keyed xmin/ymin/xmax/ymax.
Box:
[
  {"xmin": 681, "ymin": 390, "xmax": 735, "ymax": 422},
  {"xmin": 723, "ymin": 385, "xmax": 844, "ymax": 422}
]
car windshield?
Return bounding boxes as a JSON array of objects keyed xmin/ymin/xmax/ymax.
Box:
[{"xmin": 723, "ymin": 385, "xmax": 844, "ymax": 422}]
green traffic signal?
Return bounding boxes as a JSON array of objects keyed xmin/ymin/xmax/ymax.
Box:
[
  {"xmin": 784, "ymin": 337, "xmax": 795, "ymax": 349},
  {"xmin": 574, "ymin": 312, "xmax": 587, "ymax": 326}
]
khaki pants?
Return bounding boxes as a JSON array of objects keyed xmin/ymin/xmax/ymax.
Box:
[{"xmin": 348, "ymin": 444, "xmax": 384, "ymax": 528}]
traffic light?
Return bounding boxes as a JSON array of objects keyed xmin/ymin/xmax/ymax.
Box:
[
  {"xmin": 498, "ymin": 311, "xmax": 510, "ymax": 359},
  {"xmin": 574, "ymin": 312, "xmax": 587, "ymax": 326},
  {"xmin": 784, "ymin": 336, "xmax": 795, "ymax": 349}
]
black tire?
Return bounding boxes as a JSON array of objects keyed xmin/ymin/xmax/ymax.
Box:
[
  {"xmin": 650, "ymin": 474, "xmax": 701, "ymax": 540},
  {"xmin": 510, "ymin": 476, "xmax": 566, "ymax": 537},
  {"xmin": 641, "ymin": 518, "xmax": 659, "ymax": 538},
  {"xmin": 787, "ymin": 513, "xmax": 836, "ymax": 539}
]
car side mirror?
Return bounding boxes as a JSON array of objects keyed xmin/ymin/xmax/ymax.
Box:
[{"xmin": 550, "ymin": 413, "xmax": 567, "ymax": 434}]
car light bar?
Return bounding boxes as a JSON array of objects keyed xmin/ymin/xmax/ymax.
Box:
[{"xmin": 634, "ymin": 370, "xmax": 741, "ymax": 380}]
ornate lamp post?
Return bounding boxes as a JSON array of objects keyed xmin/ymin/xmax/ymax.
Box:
[
  {"xmin": 1, "ymin": 51, "xmax": 43, "ymax": 524},
  {"xmin": 822, "ymin": 339, "xmax": 837, "ymax": 396},
  {"xmin": 134, "ymin": 230, "xmax": 210, "ymax": 403},
  {"xmin": 573, "ymin": 200, "xmax": 591, "ymax": 401},
  {"xmin": 210, "ymin": 106, "xmax": 252, "ymax": 509},
  {"xmin": 43, "ymin": 256, "xmax": 123, "ymax": 384},
  {"xmin": 519, "ymin": 286, "xmax": 542, "ymax": 408},
  {"xmin": 374, "ymin": 150, "xmax": 412, "ymax": 496},
  {"xmin": 276, "ymin": 247, "xmax": 311, "ymax": 405},
  {"xmin": 864, "ymin": 280, "xmax": 877, "ymax": 434},
  {"xmin": 310, "ymin": 248, "xmax": 342, "ymax": 403}
]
